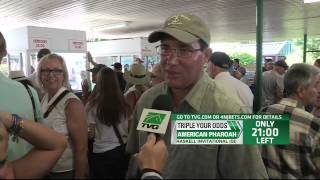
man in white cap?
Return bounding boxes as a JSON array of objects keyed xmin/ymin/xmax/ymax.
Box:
[
  {"xmin": 126, "ymin": 14, "xmax": 267, "ymax": 178},
  {"xmin": 124, "ymin": 63, "xmax": 150, "ymax": 110}
]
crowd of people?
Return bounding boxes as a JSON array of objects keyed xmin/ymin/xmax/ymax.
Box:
[{"xmin": 1, "ymin": 12, "xmax": 320, "ymax": 179}]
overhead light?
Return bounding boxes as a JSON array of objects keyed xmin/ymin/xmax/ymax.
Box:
[
  {"xmin": 94, "ymin": 22, "xmax": 128, "ymax": 31},
  {"xmin": 304, "ymin": 0, "xmax": 320, "ymax": 3}
]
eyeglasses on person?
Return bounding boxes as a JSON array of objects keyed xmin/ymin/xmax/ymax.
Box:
[
  {"xmin": 41, "ymin": 69, "xmax": 64, "ymax": 76},
  {"xmin": 155, "ymin": 45, "xmax": 202, "ymax": 58}
]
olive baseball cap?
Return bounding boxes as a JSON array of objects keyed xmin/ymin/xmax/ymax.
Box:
[{"xmin": 148, "ymin": 14, "xmax": 211, "ymax": 46}]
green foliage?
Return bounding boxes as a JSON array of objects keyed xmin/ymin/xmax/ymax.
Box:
[
  {"xmin": 294, "ymin": 37, "xmax": 320, "ymax": 61},
  {"xmin": 286, "ymin": 44, "xmax": 315, "ymax": 65},
  {"xmin": 229, "ymin": 52, "xmax": 256, "ymax": 66}
]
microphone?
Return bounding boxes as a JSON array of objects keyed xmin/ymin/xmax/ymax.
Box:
[
  {"xmin": 151, "ymin": 94, "xmax": 174, "ymax": 111},
  {"xmin": 136, "ymin": 94, "xmax": 173, "ymax": 140},
  {"xmin": 151, "ymin": 95, "xmax": 173, "ymax": 140}
]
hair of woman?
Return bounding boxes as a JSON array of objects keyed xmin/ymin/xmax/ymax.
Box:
[
  {"xmin": 37, "ymin": 53, "xmax": 69, "ymax": 88},
  {"xmin": 87, "ymin": 67, "xmax": 131, "ymax": 126},
  {"xmin": 0, "ymin": 32, "xmax": 7, "ymax": 60}
]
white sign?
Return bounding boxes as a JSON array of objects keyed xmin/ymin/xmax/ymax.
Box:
[
  {"xmin": 141, "ymin": 45, "xmax": 153, "ymax": 56},
  {"xmin": 137, "ymin": 108, "xmax": 171, "ymax": 134},
  {"xmin": 31, "ymin": 38, "xmax": 50, "ymax": 49},
  {"xmin": 69, "ymin": 39, "xmax": 85, "ymax": 51}
]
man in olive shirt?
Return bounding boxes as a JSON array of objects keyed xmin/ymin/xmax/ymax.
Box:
[{"xmin": 126, "ymin": 14, "xmax": 268, "ymax": 179}]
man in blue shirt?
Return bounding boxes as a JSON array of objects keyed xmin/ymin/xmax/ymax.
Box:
[{"xmin": 0, "ymin": 32, "xmax": 44, "ymax": 161}]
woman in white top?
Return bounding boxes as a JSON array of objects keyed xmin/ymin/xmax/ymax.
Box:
[
  {"xmin": 86, "ymin": 67, "xmax": 131, "ymax": 179},
  {"xmin": 37, "ymin": 54, "xmax": 88, "ymax": 178}
]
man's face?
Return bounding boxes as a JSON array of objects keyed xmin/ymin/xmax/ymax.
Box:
[
  {"xmin": 234, "ymin": 61, "xmax": 240, "ymax": 68},
  {"xmin": 301, "ymin": 75, "xmax": 320, "ymax": 106},
  {"xmin": 276, "ymin": 66, "xmax": 286, "ymax": 75},
  {"xmin": 314, "ymin": 77, "xmax": 320, "ymax": 107},
  {"xmin": 265, "ymin": 63, "xmax": 273, "ymax": 71},
  {"xmin": 234, "ymin": 71, "xmax": 243, "ymax": 80},
  {"xmin": 114, "ymin": 68, "xmax": 122, "ymax": 72},
  {"xmin": 159, "ymin": 37, "xmax": 210, "ymax": 90},
  {"xmin": 280, "ymin": 67, "xmax": 287, "ymax": 75}
]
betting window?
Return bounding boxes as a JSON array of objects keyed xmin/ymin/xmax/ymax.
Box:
[
  {"xmin": 121, "ymin": 56, "xmax": 134, "ymax": 72},
  {"xmin": 57, "ymin": 53, "xmax": 86, "ymax": 91},
  {"xmin": 8, "ymin": 52, "xmax": 23, "ymax": 72}
]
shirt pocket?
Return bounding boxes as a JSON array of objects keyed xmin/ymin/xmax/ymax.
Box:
[{"xmin": 165, "ymin": 144, "xmax": 218, "ymax": 178}]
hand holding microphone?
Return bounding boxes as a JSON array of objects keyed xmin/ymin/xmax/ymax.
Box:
[
  {"xmin": 135, "ymin": 95, "xmax": 173, "ymax": 178},
  {"xmin": 138, "ymin": 133, "xmax": 168, "ymax": 175}
]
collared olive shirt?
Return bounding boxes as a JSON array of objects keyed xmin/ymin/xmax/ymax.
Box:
[
  {"xmin": 126, "ymin": 72, "xmax": 268, "ymax": 179},
  {"xmin": 262, "ymin": 70, "xmax": 284, "ymax": 106}
]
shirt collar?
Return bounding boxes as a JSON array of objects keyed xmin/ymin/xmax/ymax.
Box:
[
  {"xmin": 279, "ymin": 98, "xmax": 305, "ymax": 109},
  {"xmin": 163, "ymin": 72, "xmax": 212, "ymax": 112},
  {"xmin": 184, "ymin": 72, "xmax": 210, "ymax": 112},
  {"xmin": 215, "ymin": 71, "xmax": 231, "ymax": 80}
]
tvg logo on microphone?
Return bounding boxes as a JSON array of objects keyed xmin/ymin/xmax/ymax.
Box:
[{"xmin": 142, "ymin": 112, "xmax": 166, "ymax": 129}]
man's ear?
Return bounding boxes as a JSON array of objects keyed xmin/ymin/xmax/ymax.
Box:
[
  {"xmin": 296, "ymin": 86, "xmax": 305, "ymax": 99},
  {"xmin": 203, "ymin": 48, "xmax": 212, "ymax": 63},
  {"xmin": 207, "ymin": 62, "xmax": 216, "ymax": 78}
]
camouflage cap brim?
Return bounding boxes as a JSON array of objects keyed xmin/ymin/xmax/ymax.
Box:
[{"xmin": 148, "ymin": 27, "xmax": 199, "ymax": 45}]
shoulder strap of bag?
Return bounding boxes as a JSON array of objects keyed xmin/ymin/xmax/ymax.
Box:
[
  {"xmin": 112, "ymin": 122, "xmax": 124, "ymax": 145},
  {"xmin": 130, "ymin": 91, "xmax": 139, "ymax": 106},
  {"xmin": 44, "ymin": 90, "xmax": 70, "ymax": 118},
  {"xmin": 22, "ymin": 83, "xmax": 38, "ymax": 122}
]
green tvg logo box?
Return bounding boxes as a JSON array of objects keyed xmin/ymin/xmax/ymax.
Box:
[{"xmin": 142, "ymin": 112, "xmax": 166, "ymax": 129}]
